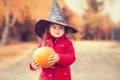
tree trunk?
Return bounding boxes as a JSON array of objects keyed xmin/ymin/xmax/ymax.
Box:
[
  {"xmin": 0, "ymin": 11, "xmax": 17, "ymax": 45},
  {"xmin": 0, "ymin": 11, "xmax": 10, "ymax": 45}
]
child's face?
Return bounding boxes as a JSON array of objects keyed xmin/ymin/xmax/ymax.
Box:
[{"xmin": 49, "ymin": 24, "xmax": 65, "ymax": 38}]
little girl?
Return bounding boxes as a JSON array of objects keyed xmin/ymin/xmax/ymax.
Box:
[{"xmin": 30, "ymin": 0, "xmax": 78, "ymax": 80}]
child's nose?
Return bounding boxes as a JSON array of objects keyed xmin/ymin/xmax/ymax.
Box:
[{"xmin": 56, "ymin": 28, "xmax": 60, "ymax": 31}]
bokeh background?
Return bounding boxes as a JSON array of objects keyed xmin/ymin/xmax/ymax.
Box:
[{"xmin": 0, "ymin": 0, "xmax": 120, "ymax": 80}]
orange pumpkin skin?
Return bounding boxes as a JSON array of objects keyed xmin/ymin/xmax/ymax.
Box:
[{"xmin": 33, "ymin": 47, "xmax": 54, "ymax": 68}]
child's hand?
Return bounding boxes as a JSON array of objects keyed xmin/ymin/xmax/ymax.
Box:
[
  {"xmin": 30, "ymin": 60, "xmax": 41, "ymax": 70},
  {"xmin": 48, "ymin": 52, "xmax": 60, "ymax": 66}
]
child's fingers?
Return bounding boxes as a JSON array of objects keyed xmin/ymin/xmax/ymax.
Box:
[
  {"xmin": 48, "ymin": 59, "xmax": 56, "ymax": 65},
  {"xmin": 31, "ymin": 59, "xmax": 34, "ymax": 63},
  {"xmin": 47, "ymin": 53, "xmax": 60, "ymax": 66},
  {"xmin": 48, "ymin": 56, "xmax": 53, "ymax": 61},
  {"xmin": 49, "ymin": 53, "xmax": 55, "ymax": 57},
  {"xmin": 35, "ymin": 63, "xmax": 39, "ymax": 66},
  {"xmin": 48, "ymin": 54, "xmax": 55, "ymax": 60},
  {"xmin": 31, "ymin": 60, "xmax": 41, "ymax": 67},
  {"xmin": 52, "ymin": 52, "xmax": 56, "ymax": 55},
  {"xmin": 37, "ymin": 65, "xmax": 41, "ymax": 68},
  {"xmin": 32, "ymin": 63, "xmax": 41, "ymax": 69}
]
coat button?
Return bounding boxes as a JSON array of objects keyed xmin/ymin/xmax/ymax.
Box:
[
  {"xmin": 62, "ymin": 64, "xmax": 65, "ymax": 66},
  {"xmin": 51, "ymin": 66, "xmax": 55, "ymax": 69},
  {"xmin": 48, "ymin": 74, "xmax": 53, "ymax": 77},
  {"xmin": 64, "ymin": 72, "xmax": 67, "ymax": 76},
  {"xmin": 61, "ymin": 44, "xmax": 64, "ymax": 48}
]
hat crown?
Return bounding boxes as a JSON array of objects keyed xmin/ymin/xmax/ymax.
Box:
[{"xmin": 48, "ymin": 0, "xmax": 67, "ymax": 25}]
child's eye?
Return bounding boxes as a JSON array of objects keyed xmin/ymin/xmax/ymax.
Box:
[
  {"xmin": 59, "ymin": 26, "xmax": 64, "ymax": 30},
  {"xmin": 60, "ymin": 27, "xmax": 64, "ymax": 29},
  {"xmin": 53, "ymin": 26, "xmax": 57, "ymax": 29}
]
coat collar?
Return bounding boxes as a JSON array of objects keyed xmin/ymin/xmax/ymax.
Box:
[{"xmin": 46, "ymin": 32, "xmax": 67, "ymax": 43}]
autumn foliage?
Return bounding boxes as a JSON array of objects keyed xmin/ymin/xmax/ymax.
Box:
[{"xmin": 0, "ymin": 0, "xmax": 117, "ymax": 45}]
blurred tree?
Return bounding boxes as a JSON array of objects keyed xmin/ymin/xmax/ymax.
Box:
[
  {"xmin": 0, "ymin": 0, "xmax": 53, "ymax": 45},
  {"xmin": 0, "ymin": 0, "xmax": 17, "ymax": 45},
  {"xmin": 82, "ymin": 0, "xmax": 114, "ymax": 40},
  {"xmin": 62, "ymin": 6, "xmax": 83, "ymax": 40}
]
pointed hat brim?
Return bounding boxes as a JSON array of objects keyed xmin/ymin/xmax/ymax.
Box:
[{"xmin": 35, "ymin": 19, "xmax": 78, "ymax": 38}]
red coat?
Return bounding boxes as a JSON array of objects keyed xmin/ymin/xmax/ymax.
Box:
[{"xmin": 30, "ymin": 33, "xmax": 76, "ymax": 80}]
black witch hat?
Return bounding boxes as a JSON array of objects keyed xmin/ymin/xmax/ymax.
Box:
[{"xmin": 35, "ymin": 0, "xmax": 78, "ymax": 38}]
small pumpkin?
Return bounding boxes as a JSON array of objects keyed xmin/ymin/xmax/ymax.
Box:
[{"xmin": 33, "ymin": 47, "xmax": 54, "ymax": 68}]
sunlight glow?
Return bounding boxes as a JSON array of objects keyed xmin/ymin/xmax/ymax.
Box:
[
  {"xmin": 65, "ymin": 0, "xmax": 120, "ymax": 24},
  {"xmin": 102, "ymin": 0, "xmax": 120, "ymax": 23},
  {"xmin": 65, "ymin": 0, "xmax": 88, "ymax": 16}
]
